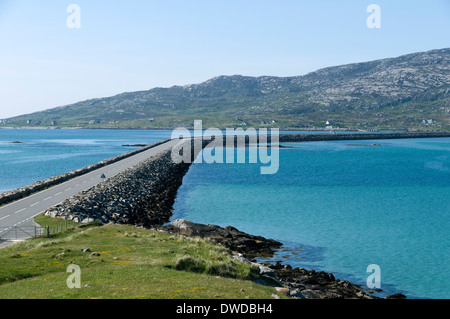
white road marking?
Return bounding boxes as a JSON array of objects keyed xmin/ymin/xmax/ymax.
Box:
[
  {"xmin": 30, "ymin": 202, "xmax": 40, "ymax": 207},
  {"xmin": 14, "ymin": 208, "xmax": 26, "ymax": 214},
  {"xmin": 55, "ymin": 192, "xmax": 62, "ymax": 196},
  {"xmin": 43, "ymin": 196, "xmax": 52, "ymax": 201},
  {"xmin": 0, "ymin": 215, "xmax": 10, "ymax": 221}
]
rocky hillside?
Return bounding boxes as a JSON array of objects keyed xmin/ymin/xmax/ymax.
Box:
[{"xmin": 4, "ymin": 48, "xmax": 450, "ymax": 130}]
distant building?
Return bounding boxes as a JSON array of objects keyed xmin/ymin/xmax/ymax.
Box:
[
  {"xmin": 422, "ymin": 119, "xmax": 435, "ymax": 124},
  {"xmin": 27, "ymin": 119, "xmax": 32, "ymax": 124},
  {"xmin": 51, "ymin": 121, "xmax": 57, "ymax": 126}
]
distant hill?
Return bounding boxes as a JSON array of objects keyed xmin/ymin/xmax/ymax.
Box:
[{"xmin": 3, "ymin": 48, "xmax": 450, "ymax": 130}]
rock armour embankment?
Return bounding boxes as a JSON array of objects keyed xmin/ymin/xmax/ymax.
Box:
[
  {"xmin": 276, "ymin": 131, "xmax": 450, "ymax": 143},
  {"xmin": 43, "ymin": 148, "xmax": 193, "ymax": 226},
  {"xmin": 201, "ymin": 131, "xmax": 450, "ymax": 147},
  {"xmin": 43, "ymin": 138, "xmax": 205, "ymax": 226}
]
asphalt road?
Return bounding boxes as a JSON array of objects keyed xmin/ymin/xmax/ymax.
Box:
[{"xmin": 0, "ymin": 139, "xmax": 178, "ymax": 245}]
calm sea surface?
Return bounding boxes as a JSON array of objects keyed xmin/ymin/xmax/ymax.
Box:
[{"xmin": 1, "ymin": 129, "xmax": 448, "ymax": 298}]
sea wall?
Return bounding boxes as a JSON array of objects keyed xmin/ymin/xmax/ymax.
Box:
[
  {"xmin": 218, "ymin": 131, "xmax": 450, "ymax": 145},
  {"xmin": 43, "ymin": 138, "xmax": 205, "ymax": 226},
  {"xmin": 276, "ymin": 131, "xmax": 450, "ymax": 143},
  {"xmin": 0, "ymin": 138, "xmax": 172, "ymax": 207}
]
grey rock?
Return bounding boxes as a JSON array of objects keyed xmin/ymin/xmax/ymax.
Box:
[
  {"xmin": 301, "ymin": 289, "xmax": 327, "ymax": 299},
  {"xmin": 81, "ymin": 218, "xmax": 95, "ymax": 224},
  {"xmin": 289, "ymin": 288, "xmax": 306, "ymax": 299},
  {"xmin": 259, "ymin": 265, "xmax": 275, "ymax": 277}
]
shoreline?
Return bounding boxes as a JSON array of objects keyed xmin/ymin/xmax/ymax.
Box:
[
  {"xmin": 160, "ymin": 219, "xmax": 404, "ymax": 299},
  {"xmin": 1, "ymin": 125, "xmax": 448, "ymax": 133}
]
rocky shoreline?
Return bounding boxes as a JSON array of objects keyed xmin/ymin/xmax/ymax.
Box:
[{"xmin": 160, "ymin": 219, "xmax": 407, "ymax": 299}]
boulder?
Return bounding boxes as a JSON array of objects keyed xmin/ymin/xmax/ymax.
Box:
[{"xmin": 162, "ymin": 219, "xmax": 283, "ymax": 259}]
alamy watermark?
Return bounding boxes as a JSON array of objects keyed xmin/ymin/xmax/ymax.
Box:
[
  {"xmin": 66, "ymin": 264, "xmax": 81, "ymax": 289},
  {"xmin": 66, "ymin": 4, "xmax": 81, "ymax": 29},
  {"xmin": 366, "ymin": 264, "xmax": 381, "ymax": 289},
  {"xmin": 170, "ymin": 120, "xmax": 279, "ymax": 175},
  {"xmin": 366, "ymin": 4, "xmax": 381, "ymax": 29},
  {"xmin": 64, "ymin": 4, "xmax": 380, "ymax": 30}
]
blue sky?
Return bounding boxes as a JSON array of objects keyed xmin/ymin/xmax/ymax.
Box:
[{"xmin": 0, "ymin": 0, "xmax": 449, "ymax": 118}]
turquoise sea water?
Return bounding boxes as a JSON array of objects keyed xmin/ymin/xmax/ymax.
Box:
[{"xmin": 172, "ymin": 138, "xmax": 450, "ymax": 299}]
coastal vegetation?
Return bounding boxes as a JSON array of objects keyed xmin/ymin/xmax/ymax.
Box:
[{"xmin": 0, "ymin": 213, "xmax": 285, "ymax": 299}]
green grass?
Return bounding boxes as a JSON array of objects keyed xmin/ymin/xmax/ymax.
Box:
[{"xmin": 0, "ymin": 214, "xmax": 285, "ymax": 299}]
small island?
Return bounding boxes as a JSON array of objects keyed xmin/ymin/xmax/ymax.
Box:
[{"xmin": 122, "ymin": 144, "xmax": 148, "ymax": 147}]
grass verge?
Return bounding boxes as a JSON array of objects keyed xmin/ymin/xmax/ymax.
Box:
[{"xmin": 0, "ymin": 214, "xmax": 285, "ymax": 299}]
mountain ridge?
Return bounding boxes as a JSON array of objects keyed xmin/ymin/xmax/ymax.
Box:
[{"xmin": 3, "ymin": 48, "xmax": 450, "ymax": 130}]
